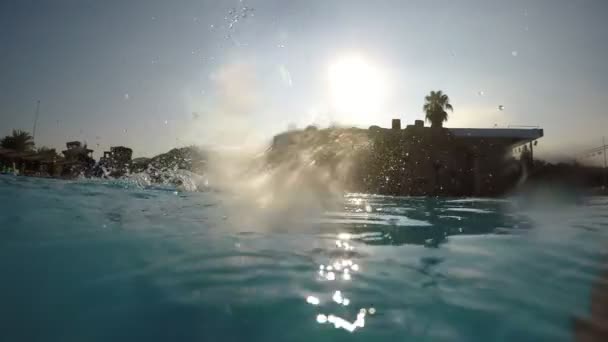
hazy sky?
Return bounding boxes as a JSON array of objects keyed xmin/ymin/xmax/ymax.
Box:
[{"xmin": 1, "ymin": 0, "xmax": 607, "ymax": 160}]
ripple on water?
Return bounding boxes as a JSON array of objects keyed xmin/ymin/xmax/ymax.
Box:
[{"xmin": 0, "ymin": 178, "xmax": 607, "ymax": 341}]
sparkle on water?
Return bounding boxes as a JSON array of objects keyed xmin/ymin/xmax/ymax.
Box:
[{"xmin": 0, "ymin": 176, "xmax": 606, "ymax": 341}]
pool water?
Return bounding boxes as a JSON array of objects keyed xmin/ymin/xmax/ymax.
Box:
[{"xmin": 0, "ymin": 175, "xmax": 607, "ymax": 341}]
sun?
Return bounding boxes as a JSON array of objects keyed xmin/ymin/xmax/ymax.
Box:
[{"xmin": 327, "ymin": 55, "xmax": 388, "ymax": 120}]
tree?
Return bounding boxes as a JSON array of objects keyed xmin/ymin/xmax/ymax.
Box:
[
  {"xmin": 423, "ymin": 90, "xmax": 453, "ymax": 128},
  {"xmin": 0, "ymin": 129, "xmax": 35, "ymax": 152},
  {"xmin": 36, "ymin": 146, "xmax": 61, "ymax": 159}
]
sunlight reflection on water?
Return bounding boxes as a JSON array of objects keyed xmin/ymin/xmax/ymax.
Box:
[{"xmin": 306, "ymin": 226, "xmax": 374, "ymax": 333}]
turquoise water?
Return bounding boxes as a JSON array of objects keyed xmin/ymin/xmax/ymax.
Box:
[{"xmin": 1, "ymin": 175, "xmax": 607, "ymax": 341}]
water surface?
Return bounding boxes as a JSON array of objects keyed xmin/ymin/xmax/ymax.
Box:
[{"xmin": 1, "ymin": 175, "xmax": 607, "ymax": 341}]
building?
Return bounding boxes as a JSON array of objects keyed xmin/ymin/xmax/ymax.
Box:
[
  {"xmin": 61, "ymin": 141, "xmax": 95, "ymax": 177},
  {"xmin": 97, "ymin": 146, "xmax": 133, "ymax": 177},
  {"xmin": 367, "ymin": 119, "xmax": 543, "ymax": 196},
  {"xmin": 0, "ymin": 147, "xmax": 63, "ymax": 177},
  {"xmin": 268, "ymin": 118, "xmax": 544, "ymax": 196},
  {"xmin": 62, "ymin": 141, "xmax": 93, "ymax": 161}
]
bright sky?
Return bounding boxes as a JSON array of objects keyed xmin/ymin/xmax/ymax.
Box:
[{"xmin": 1, "ymin": 0, "xmax": 607, "ymax": 161}]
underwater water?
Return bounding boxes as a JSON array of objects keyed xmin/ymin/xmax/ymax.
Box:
[{"xmin": 0, "ymin": 175, "xmax": 607, "ymax": 341}]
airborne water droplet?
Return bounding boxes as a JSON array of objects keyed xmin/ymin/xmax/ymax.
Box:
[
  {"xmin": 498, "ymin": 105, "xmax": 505, "ymax": 111},
  {"xmin": 511, "ymin": 50, "xmax": 518, "ymax": 57}
]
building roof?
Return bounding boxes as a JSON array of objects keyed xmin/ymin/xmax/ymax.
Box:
[
  {"xmin": 110, "ymin": 146, "xmax": 132, "ymax": 151},
  {"xmin": 21, "ymin": 154, "xmax": 57, "ymax": 163},
  {"xmin": 448, "ymin": 128, "xmax": 543, "ymax": 141}
]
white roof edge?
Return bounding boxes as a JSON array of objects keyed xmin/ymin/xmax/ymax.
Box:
[{"xmin": 448, "ymin": 128, "xmax": 543, "ymax": 139}]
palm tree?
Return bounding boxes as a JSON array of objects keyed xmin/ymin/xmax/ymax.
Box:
[
  {"xmin": 423, "ymin": 90, "xmax": 453, "ymax": 128},
  {"xmin": 0, "ymin": 129, "xmax": 35, "ymax": 152}
]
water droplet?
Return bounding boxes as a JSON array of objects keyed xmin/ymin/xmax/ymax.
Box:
[
  {"xmin": 278, "ymin": 65, "xmax": 293, "ymax": 87},
  {"xmin": 151, "ymin": 16, "xmax": 156, "ymax": 20},
  {"xmin": 511, "ymin": 50, "xmax": 518, "ymax": 57},
  {"xmin": 498, "ymin": 105, "xmax": 505, "ymax": 111},
  {"xmin": 209, "ymin": 24, "xmax": 215, "ymax": 29},
  {"xmin": 478, "ymin": 90, "xmax": 485, "ymax": 96},
  {"xmin": 369, "ymin": 307, "xmax": 376, "ymax": 315},
  {"xmin": 164, "ymin": 120, "xmax": 168, "ymax": 124},
  {"xmin": 317, "ymin": 314, "xmax": 328, "ymax": 324},
  {"xmin": 124, "ymin": 93, "xmax": 129, "ymax": 100}
]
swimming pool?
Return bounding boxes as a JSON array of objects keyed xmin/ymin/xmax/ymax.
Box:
[{"xmin": 0, "ymin": 175, "xmax": 606, "ymax": 341}]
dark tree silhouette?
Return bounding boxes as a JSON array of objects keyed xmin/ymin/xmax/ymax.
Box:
[
  {"xmin": 36, "ymin": 146, "xmax": 61, "ymax": 159},
  {"xmin": 423, "ymin": 90, "xmax": 453, "ymax": 128},
  {"xmin": 1, "ymin": 130, "xmax": 35, "ymax": 152}
]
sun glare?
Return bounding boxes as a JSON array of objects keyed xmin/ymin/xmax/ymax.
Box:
[{"xmin": 328, "ymin": 55, "xmax": 388, "ymax": 120}]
